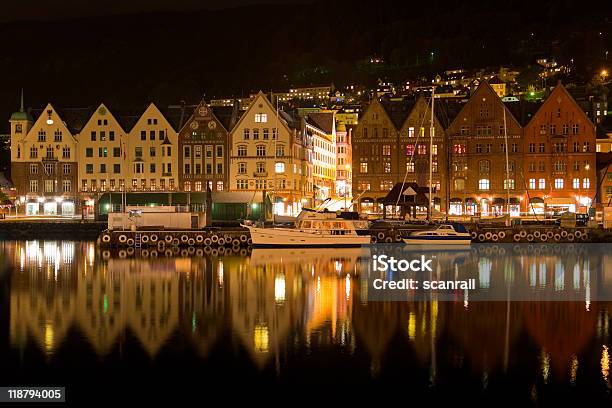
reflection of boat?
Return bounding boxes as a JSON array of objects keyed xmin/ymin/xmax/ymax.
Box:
[
  {"xmin": 243, "ymin": 209, "xmax": 371, "ymax": 247},
  {"xmin": 250, "ymin": 247, "xmax": 370, "ymax": 267},
  {"xmin": 403, "ymin": 224, "xmax": 471, "ymax": 246}
]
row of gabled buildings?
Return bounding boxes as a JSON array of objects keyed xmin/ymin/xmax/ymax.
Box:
[
  {"xmin": 8, "ymin": 92, "xmax": 348, "ymax": 217},
  {"xmin": 353, "ymin": 81, "xmax": 599, "ymax": 217}
]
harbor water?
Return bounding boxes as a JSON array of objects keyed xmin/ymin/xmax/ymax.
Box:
[{"xmin": 0, "ymin": 240, "xmax": 611, "ymax": 405}]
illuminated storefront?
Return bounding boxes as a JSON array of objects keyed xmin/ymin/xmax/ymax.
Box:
[
  {"xmin": 449, "ymin": 198, "xmax": 463, "ymax": 215},
  {"xmin": 527, "ymin": 197, "xmax": 545, "ymax": 215},
  {"xmin": 21, "ymin": 196, "xmax": 76, "ymax": 216},
  {"xmin": 544, "ymin": 197, "xmax": 578, "ymax": 214}
]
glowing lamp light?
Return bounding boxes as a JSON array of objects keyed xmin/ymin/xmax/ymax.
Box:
[
  {"xmin": 55, "ymin": 197, "xmax": 63, "ymax": 203},
  {"xmin": 37, "ymin": 197, "xmax": 45, "ymax": 203},
  {"xmin": 46, "ymin": 110, "xmax": 54, "ymax": 125}
]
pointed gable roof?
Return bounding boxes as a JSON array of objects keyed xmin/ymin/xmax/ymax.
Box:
[
  {"xmin": 305, "ymin": 112, "xmax": 335, "ymax": 134},
  {"xmin": 30, "ymin": 104, "xmax": 95, "ymax": 135},
  {"xmin": 130, "ymin": 103, "xmax": 177, "ymax": 134},
  {"xmin": 380, "ymin": 97, "xmax": 415, "ymax": 130},
  {"xmin": 179, "ymin": 102, "xmax": 234, "ymax": 134},
  {"xmin": 449, "ymin": 80, "xmax": 521, "ymax": 130},
  {"xmin": 80, "ymin": 103, "xmax": 129, "ymax": 134},
  {"xmin": 525, "ymin": 82, "xmax": 594, "ymax": 128},
  {"xmin": 232, "ymin": 91, "xmax": 296, "ymax": 135}
]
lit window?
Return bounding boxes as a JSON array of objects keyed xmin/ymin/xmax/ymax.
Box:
[
  {"xmin": 539, "ymin": 179, "xmax": 546, "ymax": 189},
  {"xmin": 275, "ymin": 162, "xmax": 285, "ymax": 173},
  {"xmin": 478, "ymin": 178, "xmax": 490, "ymax": 190},
  {"xmin": 583, "ymin": 178, "xmax": 590, "ymax": 189},
  {"xmin": 255, "ymin": 113, "xmax": 268, "ymax": 123},
  {"xmin": 554, "ymin": 178, "xmax": 564, "ymax": 189}
]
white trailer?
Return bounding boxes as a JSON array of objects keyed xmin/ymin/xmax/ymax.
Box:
[{"xmin": 108, "ymin": 206, "xmax": 206, "ymax": 230}]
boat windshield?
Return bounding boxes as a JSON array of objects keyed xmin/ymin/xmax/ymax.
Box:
[{"xmin": 435, "ymin": 224, "xmax": 468, "ymax": 233}]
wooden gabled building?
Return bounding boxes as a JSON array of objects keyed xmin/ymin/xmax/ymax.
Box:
[{"xmin": 178, "ymin": 102, "xmax": 237, "ymax": 194}]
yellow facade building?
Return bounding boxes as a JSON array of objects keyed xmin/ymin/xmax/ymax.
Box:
[
  {"xmin": 126, "ymin": 103, "xmax": 179, "ymax": 192},
  {"xmin": 78, "ymin": 104, "xmax": 129, "ymax": 215},
  {"xmin": 305, "ymin": 112, "xmax": 336, "ymax": 202},
  {"xmin": 10, "ymin": 102, "xmax": 81, "ymax": 216},
  {"xmin": 229, "ymin": 92, "xmax": 312, "ymax": 216}
]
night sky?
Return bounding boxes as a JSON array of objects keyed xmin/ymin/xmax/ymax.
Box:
[{"xmin": 2, "ymin": 0, "xmax": 312, "ymax": 22}]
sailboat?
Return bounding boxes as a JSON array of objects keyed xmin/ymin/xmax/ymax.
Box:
[{"xmin": 404, "ymin": 87, "xmax": 472, "ymax": 247}]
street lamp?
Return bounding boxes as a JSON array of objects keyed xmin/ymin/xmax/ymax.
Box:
[{"xmin": 602, "ymin": 69, "xmax": 609, "ymax": 82}]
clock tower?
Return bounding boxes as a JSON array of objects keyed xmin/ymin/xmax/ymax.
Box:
[{"xmin": 9, "ymin": 89, "xmax": 33, "ymax": 162}]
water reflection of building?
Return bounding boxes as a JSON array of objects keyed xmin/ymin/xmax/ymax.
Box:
[
  {"xmin": 106, "ymin": 258, "xmax": 180, "ymax": 356},
  {"xmin": 227, "ymin": 253, "xmax": 304, "ymax": 368},
  {"xmin": 250, "ymin": 248, "xmax": 366, "ymax": 352},
  {"xmin": 10, "ymin": 242, "xmax": 183, "ymax": 357},
  {"xmin": 446, "ymin": 302, "xmax": 522, "ymax": 375},
  {"xmin": 179, "ymin": 256, "xmax": 225, "ymax": 358},
  {"xmin": 9, "ymin": 241, "xmax": 80, "ymax": 354},
  {"xmin": 6, "ymin": 240, "xmax": 612, "ymax": 390},
  {"xmin": 523, "ymin": 302, "xmax": 597, "ymax": 379}
]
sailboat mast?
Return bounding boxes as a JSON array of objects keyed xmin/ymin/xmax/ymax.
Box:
[
  {"xmin": 272, "ymin": 95, "xmax": 280, "ymax": 224},
  {"xmin": 428, "ymin": 87, "xmax": 435, "ymax": 220},
  {"xmin": 503, "ymin": 108, "xmax": 510, "ymax": 216}
]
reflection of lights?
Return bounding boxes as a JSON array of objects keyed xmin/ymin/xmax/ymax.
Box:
[
  {"xmin": 44, "ymin": 323, "xmax": 54, "ymax": 353},
  {"xmin": 87, "ymin": 243, "xmax": 94, "ymax": 265},
  {"xmin": 541, "ymin": 349, "xmax": 550, "ymax": 383},
  {"xmin": 43, "ymin": 242, "xmax": 58, "ymax": 266},
  {"xmin": 316, "ymin": 276, "xmax": 321, "ymax": 293},
  {"xmin": 335, "ymin": 261, "xmax": 343, "ymax": 274},
  {"xmin": 345, "ymin": 274, "xmax": 350, "ymax": 300},
  {"xmin": 274, "ymin": 274, "xmax": 285, "ymax": 304},
  {"xmin": 570, "ymin": 354, "xmax": 578, "ymax": 385},
  {"xmin": 602, "ymin": 345, "xmax": 610, "ymax": 386},
  {"xmin": 408, "ymin": 312, "xmax": 416, "ymax": 341},
  {"xmin": 254, "ymin": 324, "xmax": 269, "ymax": 353},
  {"xmin": 62, "ymin": 242, "xmax": 75, "ymax": 265},
  {"xmin": 19, "ymin": 247, "xmax": 25, "ymax": 271},
  {"xmin": 217, "ymin": 261, "xmax": 224, "ymax": 287}
]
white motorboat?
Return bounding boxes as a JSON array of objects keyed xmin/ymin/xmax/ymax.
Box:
[
  {"xmin": 403, "ymin": 224, "xmax": 472, "ymax": 246},
  {"xmin": 242, "ymin": 209, "xmax": 371, "ymax": 247}
]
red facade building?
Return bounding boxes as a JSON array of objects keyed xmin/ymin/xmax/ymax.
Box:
[{"xmin": 522, "ymin": 84, "xmax": 596, "ymax": 214}]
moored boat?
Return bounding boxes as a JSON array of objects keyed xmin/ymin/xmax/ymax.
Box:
[
  {"xmin": 403, "ymin": 224, "xmax": 471, "ymax": 246},
  {"xmin": 242, "ymin": 208, "xmax": 371, "ymax": 247}
]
